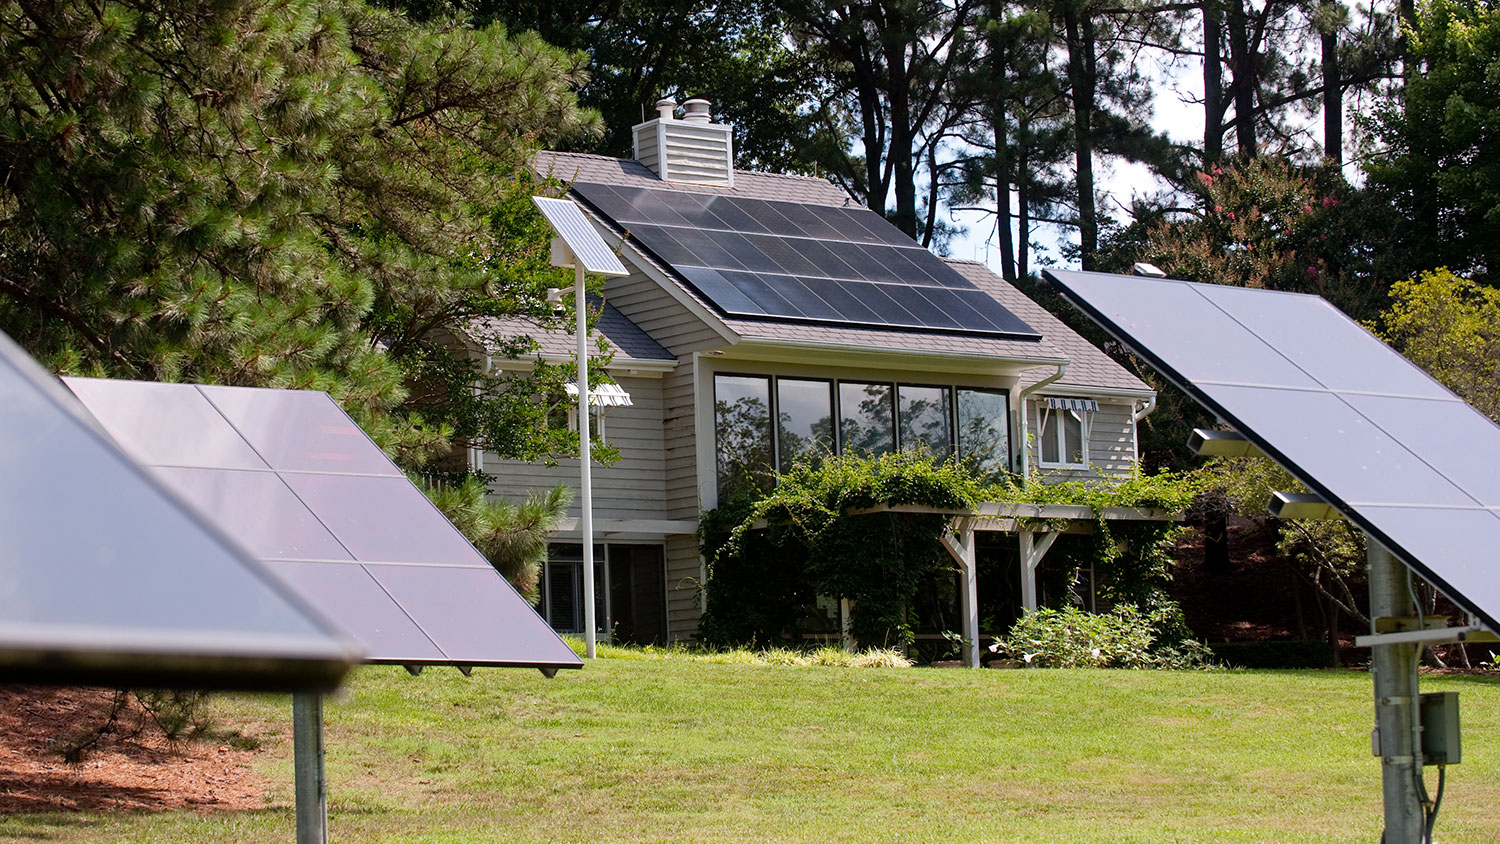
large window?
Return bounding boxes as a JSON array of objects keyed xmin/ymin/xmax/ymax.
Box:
[
  {"xmin": 777, "ymin": 378, "xmax": 835, "ymax": 471},
  {"xmin": 714, "ymin": 374, "xmax": 772, "ymax": 494},
  {"xmin": 838, "ymin": 382, "xmax": 895, "ymax": 457},
  {"xmin": 956, "ymin": 389, "xmax": 1010, "ymax": 479},
  {"xmin": 714, "ymin": 374, "xmax": 1012, "ymax": 489},
  {"xmin": 897, "ymin": 385, "xmax": 952, "ymax": 459}
]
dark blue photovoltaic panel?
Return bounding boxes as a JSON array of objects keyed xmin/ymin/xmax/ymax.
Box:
[
  {"xmin": 66, "ymin": 378, "xmax": 583, "ymax": 672},
  {"xmin": 572, "ymin": 181, "xmax": 1040, "ymax": 340},
  {"xmin": 1045, "ymin": 269, "xmax": 1500, "ymax": 632}
]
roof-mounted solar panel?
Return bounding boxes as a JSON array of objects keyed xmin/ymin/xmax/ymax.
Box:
[
  {"xmin": 66, "ymin": 378, "xmax": 584, "ymax": 673},
  {"xmin": 571, "ymin": 181, "xmax": 1040, "ymax": 340},
  {"xmin": 532, "ymin": 196, "xmax": 629, "ymax": 276},
  {"xmin": 0, "ymin": 332, "xmax": 358, "ymax": 691},
  {"xmin": 1044, "ymin": 268, "xmax": 1500, "ymax": 633}
]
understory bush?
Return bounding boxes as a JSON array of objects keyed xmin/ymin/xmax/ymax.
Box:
[{"xmin": 992, "ymin": 604, "xmax": 1216, "ymax": 669}]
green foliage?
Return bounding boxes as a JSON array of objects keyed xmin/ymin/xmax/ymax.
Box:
[
  {"xmin": 1105, "ymin": 157, "xmax": 1398, "ymax": 321},
  {"xmin": 421, "ymin": 478, "xmax": 571, "ymax": 603},
  {"xmin": 994, "ymin": 604, "xmax": 1215, "ymax": 669},
  {"xmin": 560, "ymin": 636, "xmax": 914, "ymax": 668},
  {"xmin": 1376, "ymin": 268, "xmax": 1500, "ymax": 422},
  {"xmin": 702, "ymin": 451, "xmax": 982, "ymax": 648},
  {"xmin": 0, "ymin": 0, "xmax": 601, "ymax": 470},
  {"xmin": 1366, "ymin": 0, "xmax": 1500, "ymax": 281}
]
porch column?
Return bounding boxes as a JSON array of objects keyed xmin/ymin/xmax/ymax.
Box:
[
  {"xmin": 1017, "ymin": 528, "xmax": 1058, "ymax": 613},
  {"xmin": 939, "ymin": 518, "xmax": 981, "ymax": 668}
]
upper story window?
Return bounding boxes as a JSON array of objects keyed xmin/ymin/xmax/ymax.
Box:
[
  {"xmin": 1038, "ymin": 397, "xmax": 1098, "ymax": 468},
  {"xmin": 714, "ymin": 374, "xmax": 1012, "ymax": 494}
]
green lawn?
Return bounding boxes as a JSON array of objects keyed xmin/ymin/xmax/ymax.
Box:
[{"xmin": 3, "ymin": 662, "xmax": 1498, "ymax": 843}]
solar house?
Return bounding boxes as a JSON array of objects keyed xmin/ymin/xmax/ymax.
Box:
[{"xmin": 455, "ymin": 98, "xmax": 1160, "ymax": 648}]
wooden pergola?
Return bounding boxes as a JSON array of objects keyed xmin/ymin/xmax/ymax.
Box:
[{"xmin": 852, "ymin": 502, "xmax": 1179, "ymax": 668}]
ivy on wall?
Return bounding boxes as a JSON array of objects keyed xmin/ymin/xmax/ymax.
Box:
[{"xmin": 699, "ymin": 452, "xmax": 1205, "ymax": 650}]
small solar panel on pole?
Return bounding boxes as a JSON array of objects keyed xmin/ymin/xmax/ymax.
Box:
[{"xmin": 532, "ymin": 196, "xmax": 630, "ymax": 660}]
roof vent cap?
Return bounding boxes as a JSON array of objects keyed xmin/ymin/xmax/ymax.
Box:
[
  {"xmin": 681, "ymin": 98, "xmax": 713, "ymax": 123},
  {"xmin": 655, "ymin": 97, "xmax": 678, "ymax": 120}
]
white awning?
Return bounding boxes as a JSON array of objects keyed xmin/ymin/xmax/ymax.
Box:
[
  {"xmin": 565, "ymin": 381, "xmax": 633, "ymax": 407},
  {"xmin": 1044, "ymin": 397, "xmax": 1099, "ymax": 412}
]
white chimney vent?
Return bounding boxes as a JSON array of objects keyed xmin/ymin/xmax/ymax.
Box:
[{"xmin": 632, "ymin": 96, "xmax": 734, "ymax": 187}]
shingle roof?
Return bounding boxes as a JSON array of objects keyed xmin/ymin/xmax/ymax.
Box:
[
  {"xmin": 533, "ymin": 151, "xmax": 854, "ymax": 207},
  {"xmin": 473, "ymin": 297, "xmax": 674, "ymax": 366},
  {"xmin": 530, "ymin": 150, "xmax": 1150, "ymax": 395},
  {"xmin": 943, "ymin": 261, "xmax": 1151, "ymax": 394}
]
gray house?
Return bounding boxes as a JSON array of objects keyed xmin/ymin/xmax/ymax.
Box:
[{"xmin": 469, "ymin": 101, "xmax": 1154, "ymax": 646}]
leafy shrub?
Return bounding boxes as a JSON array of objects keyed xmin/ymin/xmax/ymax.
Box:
[{"xmin": 993, "ymin": 604, "xmax": 1215, "ymax": 669}]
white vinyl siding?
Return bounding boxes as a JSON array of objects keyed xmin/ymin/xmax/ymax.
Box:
[{"xmin": 1026, "ymin": 398, "xmax": 1137, "ymax": 480}]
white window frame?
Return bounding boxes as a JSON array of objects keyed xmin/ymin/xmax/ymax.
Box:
[{"xmin": 1038, "ymin": 402, "xmax": 1090, "ymax": 469}]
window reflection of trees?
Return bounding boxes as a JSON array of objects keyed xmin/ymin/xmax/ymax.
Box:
[
  {"xmin": 897, "ymin": 385, "xmax": 951, "ymax": 458},
  {"xmin": 838, "ymin": 382, "xmax": 894, "ymax": 457},
  {"xmin": 776, "ymin": 379, "xmax": 834, "ymax": 471},
  {"xmin": 714, "ymin": 375, "xmax": 773, "ymax": 497}
]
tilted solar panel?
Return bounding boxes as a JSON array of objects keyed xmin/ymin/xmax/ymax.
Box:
[
  {"xmin": 0, "ymin": 333, "xmax": 357, "ymax": 691},
  {"xmin": 1044, "ymin": 269, "xmax": 1500, "ymax": 632},
  {"xmin": 571, "ymin": 181, "xmax": 1041, "ymax": 340},
  {"xmin": 65, "ymin": 378, "xmax": 583, "ymax": 672},
  {"xmin": 532, "ymin": 196, "xmax": 629, "ymax": 276}
]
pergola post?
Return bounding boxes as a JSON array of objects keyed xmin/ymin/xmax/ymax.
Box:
[
  {"xmin": 1366, "ymin": 536, "xmax": 1426, "ymax": 844},
  {"xmin": 939, "ymin": 518, "xmax": 981, "ymax": 669},
  {"xmin": 1017, "ymin": 528, "xmax": 1058, "ymax": 613},
  {"xmin": 293, "ymin": 693, "xmax": 327, "ymax": 844}
]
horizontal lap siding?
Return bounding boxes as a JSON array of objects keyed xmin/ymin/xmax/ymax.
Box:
[
  {"xmin": 666, "ymin": 533, "xmax": 704, "ymax": 641},
  {"xmin": 605, "ymin": 272, "xmax": 724, "ymax": 355},
  {"xmin": 484, "ymin": 375, "xmax": 667, "ymax": 521}
]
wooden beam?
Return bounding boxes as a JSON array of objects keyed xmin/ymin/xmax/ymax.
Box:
[{"xmin": 939, "ymin": 517, "xmax": 981, "ymax": 669}]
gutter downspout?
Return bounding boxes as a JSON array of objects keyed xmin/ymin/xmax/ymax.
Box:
[
  {"xmin": 1016, "ymin": 363, "xmax": 1067, "ymax": 479},
  {"xmin": 1131, "ymin": 394, "xmax": 1156, "ymax": 465}
]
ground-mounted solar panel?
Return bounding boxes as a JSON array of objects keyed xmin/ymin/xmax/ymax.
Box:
[
  {"xmin": 65, "ymin": 378, "xmax": 584, "ymax": 673},
  {"xmin": 571, "ymin": 181, "xmax": 1041, "ymax": 340},
  {"xmin": 1044, "ymin": 269, "xmax": 1500, "ymax": 632},
  {"xmin": 0, "ymin": 333, "xmax": 357, "ymax": 691}
]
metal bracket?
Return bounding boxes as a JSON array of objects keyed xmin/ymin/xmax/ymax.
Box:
[
  {"xmin": 1356, "ymin": 624, "xmax": 1498, "ymax": 648},
  {"xmin": 1187, "ymin": 428, "xmax": 1266, "ymax": 459},
  {"xmin": 1268, "ymin": 491, "xmax": 1344, "ymax": 521}
]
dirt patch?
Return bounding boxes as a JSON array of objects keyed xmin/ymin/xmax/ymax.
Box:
[{"xmin": 0, "ymin": 686, "xmax": 274, "ymax": 815}]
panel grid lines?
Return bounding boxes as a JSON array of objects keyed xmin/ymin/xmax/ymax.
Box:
[
  {"xmin": 573, "ymin": 181, "xmax": 1040, "ymax": 340},
  {"xmin": 65, "ymin": 378, "xmax": 582, "ymax": 671},
  {"xmin": 1046, "ymin": 269, "xmax": 1500, "ymax": 633}
]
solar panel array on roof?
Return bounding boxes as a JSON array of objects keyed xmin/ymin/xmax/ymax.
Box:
[
  {"xmin": 0, "ymin": 332, "xmax": 357, "ymax": 691},
  {"xmin": 65, "ymin": 378, "xmax": 583, "ymax": 672},
  {"xmin": 571, "ymin": 181, "xmax": 1041, "ymax": 340},
  {"xmin": 1045, "ymin": 269, "xmax": 1500, "ymax": 632}
]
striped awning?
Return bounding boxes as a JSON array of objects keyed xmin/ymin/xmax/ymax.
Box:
[
  {"xmin": 565, "ymin": 381, "xmax": 633, "ymax": 407},
  {"xmin": 1045, "ymin": 397, "xmax": 1100, "ymax": 412}
]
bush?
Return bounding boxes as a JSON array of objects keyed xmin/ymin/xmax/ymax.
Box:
[{"xmin": 992, "ymin": 604, "xmax": 1216, "ymax": 669}]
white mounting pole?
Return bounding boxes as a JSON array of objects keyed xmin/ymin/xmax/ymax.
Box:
[
  {"xmin": 575, "ymin": 262, "xmax": 597, "ymax": 660},
  {"xmin": 1366, "ymin": 535, "xmax": 1425, "ymax": 844},
  {"xmin": 293, "ymin": 693, "xmax": 327, "ymax": 844}
]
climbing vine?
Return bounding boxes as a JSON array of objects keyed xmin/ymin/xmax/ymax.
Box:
[{"xmin": 700, "ymin": 452, "xmax": 1206, "ymax": 650}]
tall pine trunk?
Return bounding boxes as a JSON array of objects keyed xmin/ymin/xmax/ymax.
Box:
[
  {"xmin": 1203, "ymin": 0, "xmax": 1224, "ymax": 164},
  {"xmin": 1064, "ymin": 7, "xmax": 1099, "ymax": 269},
  {"xmin": 1227, "ymin": 0, "xmax": 1257, "ymax": 156},
  {"xmin": 1322, "ymin": 24, "xmax": 1342, "ymax": 164}
]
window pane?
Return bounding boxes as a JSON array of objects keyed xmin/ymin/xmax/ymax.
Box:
[
  {"xmin": 714, "ymin": 374, "xmax": 773, "ymax": 495},
  {"xmin": 777, "ymin": 378, "xmax": 835, "ymax": 470},
  {"xmin": 838, "ymin": 382, "xmax": 895, "ymax": 456},
  {"xmin": 956, "ymin": 389, "xmax": 1010, "ymax": 477},
  {"xmin": 1065, "ymin": 411, "xmax": 1085, "ymax": 464},
  {"xmin": 1040, "ymin": 407, "xmax": 1061, "ymax": 464},
  {"xmin": 897, "ymin": 385, "xmax": 951, "ymax": 458}
]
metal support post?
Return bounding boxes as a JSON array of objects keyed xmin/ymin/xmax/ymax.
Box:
[
  {"xmin": 293, "ymin": 693, "xmax": 327, "ymax": 844},
  {"xmin": 1366, "ymin": 536, "xmax": 1425, "ymax": 844},
  {"xmin": 576, "ymin": 262, "xmax": 597, "ymax": 660}
]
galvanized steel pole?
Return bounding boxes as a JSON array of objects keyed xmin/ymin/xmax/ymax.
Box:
[
  {"xmin": 576, "ymin": 263, "xmax": 597, "ymax": 660},
  {"xmin": 1366, "ymin": 536, "xmax": 1424, "ymax": 844},
  {"xmin": 293, "ymin": 693, "xmax": 327, "ymax": 844}
]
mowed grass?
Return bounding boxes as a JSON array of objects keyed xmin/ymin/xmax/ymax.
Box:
[{"xmin": 3, "ymin": 662, "xmax": 1498, "ymax": 843}]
